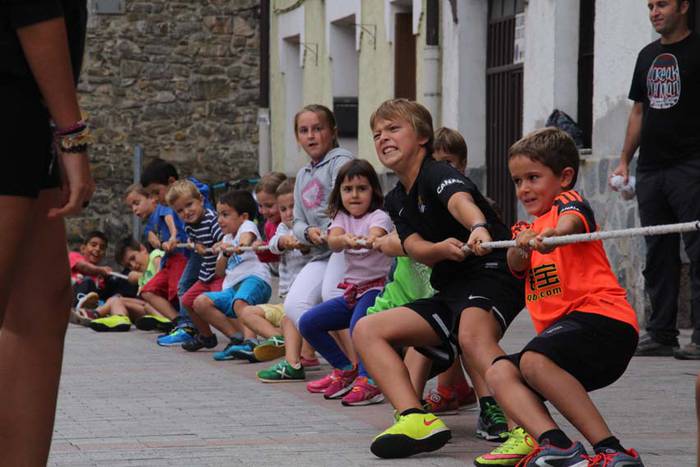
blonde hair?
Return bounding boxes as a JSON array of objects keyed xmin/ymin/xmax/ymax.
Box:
[
  {"xmin": 124, "ymin": 183, "xmax": 149, "ymax": 199},
  {"xmin": 275, "ymin": 178, "xmax": 295, "ymax": 197},
  {"xmin": 370, "ymin": 99, "xmax": 434, "ymax": 153},
  {"xmin": 255, "ymin": 172, "xmax": 287, "ymax": 195},
  {"xmin": 165, "ymin": 179, "xmax": 202, "ymax": 206}
]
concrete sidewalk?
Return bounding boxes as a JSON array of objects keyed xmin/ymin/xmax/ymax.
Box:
[{"xmin": 50, "ymin": 313, "xmax": 698, "ymax": 466}]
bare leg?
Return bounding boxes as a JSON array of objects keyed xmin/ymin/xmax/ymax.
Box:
[
  {"xmin": 282, "ymin": 316, "xmax": 302, "ymax": 365},
  {"xmin": 232, "ymin": 300, "xmax": 255, "ymax": 339},
  {"xmin": 486, "ymin": 360, "xmax": 556, "ymax": 436},
  {"xmin": 519, "ymin": 351, "xmax": 613, "ymax": 444},
  {"xmin": 0, "ymin": 190, "xmax": 72, "ymax": 465},
  {"xmin": 239, "ymin": 306, "xmax": 281, "ymax": 338},
  {"xmin": 458, "ymin": 308, "xmax": 504, "ymax": 389},
  {"xmin": 333, "ymin": 329, "xmax": 357, "ymax": 365},
  {"xmin": 191, "ymin": 295, "xmax": 237, "ymax": 338},
  {"xmin": 437, "ymin": 358, "xmax": 469, "ymax": 388},
  {"xmin": 140, "ymin": 291, "xmax": 179, "ymax": 320},
  {"xmin": 404, "ymin": 347, "xmax": 432, "ymax": 397},
  {"xmin": 301, "ymin": 339, "xmax": 316, "ymax": 360},
  {"xmin": 353, "ymin": 307, "xmax": 442, "ymax": 413}
]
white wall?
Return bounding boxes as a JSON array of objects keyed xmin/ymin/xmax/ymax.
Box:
[
  {"xmin": 592, "ymin": 0, "xmax": 656, "ymax": 158},
  {"xmin": 441, "ymin": 0, "xmax": 488, "ymax": 169},
  {"xmin": 522, "ymin": 0, "xmax": 580, "ymax": 134},
  {"xmin": 278, "ymin": 7, "xmax": 305, "ymax": 174}
]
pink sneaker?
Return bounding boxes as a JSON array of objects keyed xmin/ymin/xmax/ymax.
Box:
[
  {"xmin": 306, "ymin": 371, "xmax": 334, "ymax": 393},
  {"xmin": 323, "ymin": 367, "xmax": 358, "ymax": 399},
  {"xmin": 341, "ymin": 377, "xmax": 384, "ymax": 406}
]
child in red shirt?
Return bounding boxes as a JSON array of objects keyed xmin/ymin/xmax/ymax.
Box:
[{"xmin": 487, "ymin": 128, "xmax": 643, "ymax": 466}]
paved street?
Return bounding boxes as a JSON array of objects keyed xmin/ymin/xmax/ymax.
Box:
[{"xmin": 51, "ymin": 313, "xmax": 698, "ymax": 466}]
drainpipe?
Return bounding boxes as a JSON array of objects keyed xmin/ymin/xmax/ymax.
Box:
[
  {"xmin": 132, "ymin": 144, "xmax": 143, "ymax": 241},
  {"xmin": 423, "ymin": 0, "xmax": 441, "ymax": 124},
  {"xmin": 258, "ymin": 0, "xmax": 272, "ymax": 176}
]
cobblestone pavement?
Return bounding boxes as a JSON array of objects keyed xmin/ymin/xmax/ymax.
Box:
[{"xmin": 50, "ymin": 313, "xmax": 698, "ymax": 466}]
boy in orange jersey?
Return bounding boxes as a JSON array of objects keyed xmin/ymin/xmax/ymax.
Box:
[{"xmin": 485, "ymin": 127, "xmax": 644, "ymax": 467}]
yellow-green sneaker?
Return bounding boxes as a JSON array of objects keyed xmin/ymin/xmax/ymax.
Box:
[
  {"xmin": 90, "ymin": 315, "xmax": 131, "ymax": 332},
  {"xmin": 474, "ymin": 426, "xmax": 537, "ymax": 466},
  {"xmin": 370, "ymin": 412, "xmax": 451, "ymax": 459},
  {"xmin": 135, "ymin": 314, "xmax": 174, "ymax": 333}
]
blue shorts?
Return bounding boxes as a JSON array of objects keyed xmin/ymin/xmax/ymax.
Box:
[{"xmin": 204, "ymin": 276, "xmax": 272, "ymax": 317}]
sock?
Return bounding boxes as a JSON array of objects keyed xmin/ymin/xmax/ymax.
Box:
[
  {"xmin": 289, "ymin": 361, "xmax": 302, "ymax": 370},
  {"xmin": 479, "ymin": 396, "xmax": 497, "ymax": 409},
  {"xmin": 340, "ymin": 363, "xmax": 354, "ymax": 371},
  {"xmin": 538, "ymin": 429, "xmax": 573, "ymax": 449},
  {"xmin": 231, "ymin": 331, "xmax": 243, "ymax": 342},
  {"xmin": 400, "ymin": 407, "xmax": 427, "ymax": 417},
  {"xmin": 366, "ymin": 377, "xmax": 376, "ymax": 386},
  {"xmin": 593, "ymin": 436, "xmax": 625, "ymax": 453},
  {"xmin": 201, "ymin": 334, "xmax": 217, "ymax": 344}
]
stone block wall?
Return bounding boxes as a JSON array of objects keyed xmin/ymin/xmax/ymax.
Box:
[{"xmin": 68, "ymin": 0, "xmax": 261, "ymax": 251}]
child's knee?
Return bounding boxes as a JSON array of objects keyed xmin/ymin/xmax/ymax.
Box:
[
  {"xmin": 193, "ymin": 294, "xmax": 211, "ymax": 312},
  {"xmin": 298, "ymin": 314, "xmax": 314, "ymax": 338},
  {"xmin": 352, "ymin": 317, "xmax": 375, "ymax": 346},
  {"xmin": 486, "ymin": 360, "xmax": 518, "ymax": 393},
  {"xmin": 519, "ymin": 351, "xmax": 548, "ymax": 385}
]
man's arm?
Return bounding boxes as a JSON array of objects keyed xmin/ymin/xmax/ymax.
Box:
[{"xmin": 611, "ymin": 101, "xmax": 643, "ymax": 184}]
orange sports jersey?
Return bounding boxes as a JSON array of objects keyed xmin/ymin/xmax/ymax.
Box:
[{"xmin": 514, "ymin": 190, "xmax": 639, "ymax": 334}]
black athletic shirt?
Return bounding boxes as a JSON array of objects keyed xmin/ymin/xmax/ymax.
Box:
[
  {"xmin": 0, "ymin": 0, "xmax": 87, "ymax": 93},
  {"xmin": 384, "ymin": 156, "xmax": 510, "ymax": 290},
  {"xmin": 628, "ymin": 32, "xmax": 700, "ymax": 169}
]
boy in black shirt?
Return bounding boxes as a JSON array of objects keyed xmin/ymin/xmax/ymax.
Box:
[{"xmin": 353, "ymin": 99, "xmax": 524, "ymax": 459}]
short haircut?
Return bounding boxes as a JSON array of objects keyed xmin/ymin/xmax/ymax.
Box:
[
  {"xmin": 293, "ymin": 104, "xmax": 339, "ymax": 148},
  {"xmin": 83, "ymin": 230, "xmax": 108, "ymax": 246},
  {"xmin": 508, "ymin": 127, "xmax": 580, "ymax": 189},
  {"xmin": 218, "ymin": 189, "xmax": 258, "ymax": 219},
  {"xmin": 140, "ymin": 158, "xmax": 178, "ymax": 187},
  {"xmin": 115, "ymin": 236, "xmax": 142, "ymax": 265},
  {"xmin": 434, "ymin": 127, "xmax": 468, "ymax": 163},
  {"xmin": 255, "ymin": 172, "xmax": 287, "ymax": 195},
  {"xmin": 275, "ymin": 178, "xmax": 295, "ymax": 197},
  {"xmin": 165, "ymin": 179, "xmax": 202, "ymax": 206},
  {"xmin": 124, "ymin": 183, "xmax": 149, "ymax": 199},
  {"xmin": 370, "ymin": 99, "xmax": 434, "ymax": 154},
  {"xmin": 327, "ymin": 159, "xmax": 384, "ymax": 219}
]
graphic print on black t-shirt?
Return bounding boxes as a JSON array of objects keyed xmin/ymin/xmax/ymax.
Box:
[{"xmin": 647, "ymin": 53, "xmax": 681, "ymax": 109}]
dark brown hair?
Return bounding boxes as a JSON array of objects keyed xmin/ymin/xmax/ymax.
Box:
[
  {"xmin": 293, "ymin": 104, "xmax": 339, "ymax": 148},
  {"xmin": 370, "ymin": 99, "xmax": 434, "ymax": 154},
  {"xmin": 434, "ymin": 127, "xmax": 468, "ymax": 163},
  {"xmin": 327, "ymin": 159, "xmax": 383, "ymax": 219},
  {"xmin": 508, "ymin": 127, "xmax": 580, "ymax": 189}
]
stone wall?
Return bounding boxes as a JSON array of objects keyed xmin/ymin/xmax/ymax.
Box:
[{"xmin": 68, "ymin": 0, "xmax": 261, "ymax": 253}]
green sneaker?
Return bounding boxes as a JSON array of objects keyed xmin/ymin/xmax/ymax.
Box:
[
  {"xmin": 90, "ymin": 315, "xmax": 131, "ymax": 332},
  {"xmin": 370, "ymin": 412, "xmax": 451, "ymax": 459},
  {"xmin": 257, "ymin": 359, "xmax": 305, "ymax": 383},
  {"xmin": 253, "ymin": 335, "xmax": 286, "ymax": 362},
  {"xmin": 476, "ymin": 399, "xmax": 508, "ymax": 441},
  {"xmin": 474, "ymin": 426, "xmax": 536, "ymax": 466}
]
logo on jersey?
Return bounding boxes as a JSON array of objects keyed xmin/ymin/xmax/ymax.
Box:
[
  {"xmin": 526, "ymin": 263, "xmax": 562, "ymax": 302},
  {"xmin": 647, "ymin": 53, "xmax": 681, "ymax": 109},
  {"xmin": 301, "ymin": 178, "xmax": 325, "ymax": 209},
  {"xmin": 436, "ymin": 178, "xmax": 464, "ymax": 194},
  {"xmin": 417, "ymin": 196, "xmax": 426, "ymax": 213}
]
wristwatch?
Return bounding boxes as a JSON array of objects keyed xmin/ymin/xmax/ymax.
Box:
[{"xmin": 471, "ymin": 222, "xmax": 490, "ymax": 232}]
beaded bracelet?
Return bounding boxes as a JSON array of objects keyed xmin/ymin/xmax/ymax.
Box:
[{"xmin": 54, "ymin": 122, "xmax": 93, "ymax": 153}]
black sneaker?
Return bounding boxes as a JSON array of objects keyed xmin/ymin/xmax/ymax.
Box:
[
  {"xmin": 231, "ymin": 340, "xmax": 259, "ymax": 363},
  {"xmin": 181, "ymin": 333, "xmax": 218, "ymax": 352},
  {"xmin": 635, "ymin": 333, "xmax": 679, "ymax": 356},
  {"xmin": 476, "ymin": 400, "xmax": 507, "ymax": 441},
  {"xmin": 674, "ymin": 342, "xmax": 700, "ymax": 360}
]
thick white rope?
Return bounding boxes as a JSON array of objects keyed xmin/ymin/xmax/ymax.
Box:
[
  {"xmin": 464, "ymin": 220, "xmax": 700, "ymax": 251},
  {"xmin": 108, "ymin": 271, "xmax": 130, "ymax": 280}
]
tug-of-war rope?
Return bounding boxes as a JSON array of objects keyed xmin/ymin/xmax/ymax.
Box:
[
  {"xmin": 165, "ymin": 221, "xmax": 700, "ymax": 256},
  {"xmin": 468, "ymin": 220, "xmax": 700, "ymax": 251}
]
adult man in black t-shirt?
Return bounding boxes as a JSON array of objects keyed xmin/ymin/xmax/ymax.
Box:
[{"xmin": 613, "ymin": 0, "xmax": 700, "ymax": 359}]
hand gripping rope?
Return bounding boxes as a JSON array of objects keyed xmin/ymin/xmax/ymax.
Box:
[{"xmin": 463, "ymin": 220, "xmax": 700, "ymax": 252}]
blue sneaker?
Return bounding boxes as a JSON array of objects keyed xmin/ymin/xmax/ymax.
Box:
[
  {"xmin": 213, "ymin": 340, "xmax": 254, "ymax": 361},
  {"xmin": 589, "ymin": 447, "xmax": 644, "ymax": 466},
  {"xmin": 157, "ymin": 327, "xmax": 195, "ymax": 347},
  {"xmin": 231, "ymin": 340, "xmax": 259, "ymax": 363},
  {"xmin": 519, "ymin": 441, "xmax": 589, "ymax": 467}
]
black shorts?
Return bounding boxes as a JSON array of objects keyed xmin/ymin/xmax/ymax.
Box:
[
  {"xmin": 496, "ymin": 311, "xmax": 639, "ymax": 393},
  {"xmin": 404, "ymin": 265, "xmax": 525, "ymax": 376},
  {"xmin": 0, "ymin": 84, "xmax": 61, "ymax": 198}
]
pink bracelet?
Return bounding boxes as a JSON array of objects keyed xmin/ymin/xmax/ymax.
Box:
[{"xmin": 54, "ymin": 120, "xmax": 87, "ymax": 136}]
